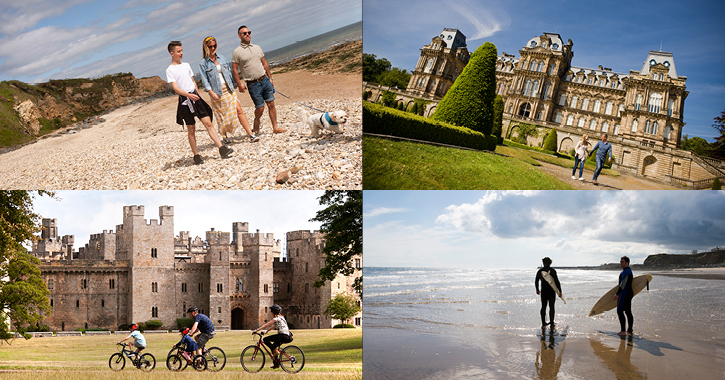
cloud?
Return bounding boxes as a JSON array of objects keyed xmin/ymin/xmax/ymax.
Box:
[
  {"xmin": 364, "ymin": 207, "xmax": 408, "ymax": 218},
  {"xmin": 449, "ymin": 0, "xmax": 510, "ymax": 40}
]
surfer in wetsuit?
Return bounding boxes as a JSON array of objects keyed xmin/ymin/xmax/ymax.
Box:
[
  {"xmin": 535, "ymin": 257, "xmax": 563, "ymax": 327},
  {"xmin": 614, "ymin": 256, "xmax": 634, "ymax": 336}
]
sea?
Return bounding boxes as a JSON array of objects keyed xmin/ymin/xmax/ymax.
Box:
[
  {"xmin": 265, "ymin": 21, "xmax": 362, "ymax": 67},
  {"xmin": 363, "ymin": 267, "xmax": 725, "ymax": 379}
]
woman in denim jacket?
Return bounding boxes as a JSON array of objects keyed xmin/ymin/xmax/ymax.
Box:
[{"xmin": 199, "ymin": 36, "xmax": 258, "ymax": 143}]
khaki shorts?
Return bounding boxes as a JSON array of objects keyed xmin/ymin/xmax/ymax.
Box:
[{"xmin": 196, "ymin": 332, "xmax": 215, "ymax": 349}]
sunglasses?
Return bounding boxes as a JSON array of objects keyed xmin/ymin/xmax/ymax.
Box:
[
  {"xmin": 208, "ymin": 44, "xmax": 217, "ymax": 48},
  {"xmin": 241, "ymin": 31, "xmax": 251, "ymax": 35}
]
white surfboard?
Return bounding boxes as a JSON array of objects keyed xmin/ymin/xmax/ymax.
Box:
[
  {"xmin": 541, "ymin": 270, "xmax": 566, "ymax": 304},
  {"xmin": 589, "ymin": 274, "xmax": 652, "ymax": 317}
]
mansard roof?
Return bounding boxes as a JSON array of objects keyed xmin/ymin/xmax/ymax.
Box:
[
  {"xmin": 436, "ymin": 28, "xmax": 467, "ymax": 50},
  {"xmin": 525, "ymin": 32, "xmax": 564, "ymax": 52},
  {"xmin": 638, "ymin": 51, "xmax": 679, "ymax": 79}
]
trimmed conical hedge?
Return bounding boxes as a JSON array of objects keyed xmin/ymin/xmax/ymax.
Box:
[
  {"xmin": 492, "ymin": 95, "xmax": 504, "ymax": 144},
  {"xmin": 431, "ymin": 42, "xmax": 497, "ymax": 135},
  {"xmin": 543, "ymin": 129, "xmax": 558, "ymax": 152}
]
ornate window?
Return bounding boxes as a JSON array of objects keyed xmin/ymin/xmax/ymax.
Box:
[
  {"xmin": 537, "ymin": 61, "xmax": 545, "ymax": 72},
  {"xmin": 599, "ymin": 79, "xmax": 605, "ymax": 86},
  {"xmin": 605, "ymin": 101, "xmax": 613, "ymax": 115},
  {"xmin": 593, "ymin": 100, "xmax": 601, "ymax": 113},
  {"xmin": 558, "ymin": 94, "xmax": 567, "ymax": 106},
  {"xmin": 602, "ymin": 121, "xmax": 609, "ymax": 133},
  {"xmin": 566, "ymin": 114, "xmax": 574, "ymax": 125},
  {"xmin": 425, "ymin": 58, "xmax": 435, "ymax": 73},
  {"xmin": 648, "ymin": 93, "xmax": 662, "ymax": 113},
  {"xmin": 635, "ymin": 94, "xmax": 642, "ymax": 111},
  {"xmin": 570, "ymin": 95, "xmax": 578, "ymax": 108},
  {"xmin": 530, "ymin": 60, "xmax": 537, "ymax": 71},
  {"xmin": 542, "ymin": 83, "xmax": 550, "ymax": 100},
  {"xmin": 667, "ymin": 98, "xmax": 674, "ymax": 117},
  {"xmin": 618, "ymin": 104, "xmax": 624, "ymax": 117},
  {"xmin": 532, "ymin": 80, "xmax": 540, "ymax": 96},
  {"xmin": 578, "ymin": 117, "xmax": 586, "ymax": 128},
  {"xmin": 632, "ymin": 119, "xmax": 638, "ymax": 133},
  {"xmin": 590, "ymin": 119, "xmax": 597, "ymax": 130},
  {"xmin": 519, "ymin": 103, "xmax": 532, "ymax": 118},
  {"xmin": 614, "ymin": 124, "xmax": 620, "ymax": 135},
  {"xmin": 582, "ymin": 98, "xmax": 589, "ymax": 111},
  {"xmin": 652, "ymin": 121, "xmax": 658, "ymax": 135},
  {"xmin": 645, "ymin": 120, "xmax": 651, "ymax": 134},
  {"xmin": 664, "ymin": 125, "xmax": 671, "ymax": 139},
  {"xmin": 549, "ymin": 64, "xmax": 556, "ymax": 75},
  {"xmin": 523, "ymin": 80, "xmax": 533, "ymax": 96},
  {"xmin": 555, "ymin": 112, "xmax": 562, "ymax": 123}
]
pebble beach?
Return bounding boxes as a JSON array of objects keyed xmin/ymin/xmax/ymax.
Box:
[{"xmin": 0, "ymin": 71, "xmax": 361, "ymax": 190}]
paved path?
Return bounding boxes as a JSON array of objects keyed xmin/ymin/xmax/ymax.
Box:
[{"xmin": 535, "ymin": 160, "xmax": 682, "ymax": 190}]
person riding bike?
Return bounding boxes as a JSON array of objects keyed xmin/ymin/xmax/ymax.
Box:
[
  {"xmin": 253, "ymin": 304, "xmax": 292, "ymax": 369},
  {"xmin": 173, "ymin": 327, "xmax": 198, "ymax": 362},
  {"xmin": 118, "ymin": 323, "xmax": 146, "ymax": 359},
  {"xmin": 187, "ymin": 306, "xmax": 215, "ymax": 357}
]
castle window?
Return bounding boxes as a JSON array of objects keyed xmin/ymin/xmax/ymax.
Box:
[
  {"xmin": 582, "ymin": 98, "xmax": 589, "ymax": 111},
  {"xmin": 632, "ymin": 119, "xmax": 639, "ymax": 133},
  {"xmin": 81, "ymin": 279, "xmax": 87, "ymax": 289},
  {"xmin": 102, "ymin": 299, "xmax": 105, "ymax": 307},
  {"xmin": 76, "ymin": 300, "xmax": 80, "ymax": 308},
  {"xmin": 355, "ymin": 258, "xmax": 362, "ymax": 269},
  {"xmin": 305, "ymin": 262, "xmax": 309, "ymax": 272},
  {"xmin": 589, "ymin": 119, "xmax": 597, "ymax": 130},
  {"xmin": 614, "ymin": 124, "xmax": 621, "ymax": 135},
  {"xmin": 532, "ymin": 80, "xmax": 539, "ymax": 96},
  {"xmin": 552, "ymin": 43, "xmax": 559, "ymax": 49},
  {"xmin": 264, "ymin": 284, "xmax": 269, "ymax": 293},
  {"xmin": 602, "ymin": 121, "xmax": 609, "ymax": 133},
  {"xmin": 577, "ymin": 76, "xmax": 582, "ymax": 83},
  {"xmin": 273, "ymin": 283, "xmax": 279, "ymax": 293},
  {"xmin": 587, "ymin": 77, "xmax": 593, "ymax": 85},
  {"xmin": 287, "ymin": 283, "xmax": 291, "ymax": 292},
  {"xmin": 50, "ymin": 299, "xmax": 53, "ymax": 307},
  {"xmin": 578, "ymin": 117, "xmax": 586, "ymax": 128},
  {"xmin": 48, "ymin": 279, "xmax": 53, "ymax": 290},
  {"xmin": 648, "ymin": 93, "xmax": 662, "ymax": 113},
  {"xmin": 650, "ymin": 59, "xmax": 656, "ymax": 66},
  {"xmin": 152, "ymin": 282, "xmax": 158, "ymax": 292},
  {"xmin": 217, "ymin": 283, "xmax": 223, "ymax": 292},
  {"xmin": 151, "ymin": 248, "xmax": 157, "ymax": 258},
  {"xmin": 569, "ymin": 96, "xmax": 577, "ymax": 108},
  {"xmin": 593, "ymin": 100, "xmax": 601, "ymax": 113},
  {"xmin": 236, "ymin": 278, "xmax": 242, "ymax": 292},
  {"xmin": 498, "ymin": 83, "xmax": 505, "ymax": 95},
  {"xmin": 305, "ymin": 283, "xmax": 309, "ymax": 293},
  {"xmin": 663, "ymin": 61, "xmax": 670, "ymax": 67},
  {"xmin": 605, "ymin": 101, "xmax": 613, "ymax": 115},
  {"xmin": 218, "ymin": 307, "xmax": 222, "ymax": 313},
  {"xmin": 296, "ymin": 248, "xmax": 299, "ymax": 257},
  {"xmin": 152, "ymin": 306, "xmax": 158, "ymax": 318},
  {"xmin": 109, "ymin": 279, "xmax": 115, "ymax": 289},
  {"xmin": 199, "ymin": 283, "xmax": 204, "ymax": 292},
  {"xmin": 635, "ymin": 94, "xmax": 643, "ymax": 111},
  {"xmin": 537, "ymin": 111, "xmax": 543, "ymax": 120},
  {"xmin": 425, "ymin": 58, "xmax": 435, "ymax": 73},
  {"xmin": 611, "ymin": 81, "xmax": 617, "ymax": 88},
  {"xmin": 355, "ymin": 317, "xmax": 361, "ymax": 326},
  {"xmin": 599, "ymin": 79, "xmax": 605, "ymax": 86},
  {"xmin": 182, "ymin": 283, "xmax": 187, "ymax": 293},
  {"xmin": 518, "ymin": 103, "xmax": 531, "ymax": 118},
  {"xmin": 659, "ymin": 73, "xmax": 664, "ymax": 81},
  {"xmin": 566, "ymin": 114, "xmax": 574, "ymax": 126}
]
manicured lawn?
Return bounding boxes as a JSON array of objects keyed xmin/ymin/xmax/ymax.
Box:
[
  {"xmin": 0, "ymin": 329, "xmax": 361, "ymax": 379},
  {"xmin": 363, "ymin": 135, "xmax": 573, "ymax": 189}
]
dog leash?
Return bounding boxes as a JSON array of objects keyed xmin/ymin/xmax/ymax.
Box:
[{"xmin": 274, "ymin": 89, "xmax": 325, "ymax": 113}]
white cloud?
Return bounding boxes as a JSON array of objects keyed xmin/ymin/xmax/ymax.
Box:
[
  {"xmin": 449, "ymin": 0, "xmax": 510, "ymax": 40},
  {"xmin": 364, "ymin": 207, "xmax": 408, "ymax": 218}
]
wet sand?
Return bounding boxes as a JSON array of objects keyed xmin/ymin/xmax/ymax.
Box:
[
  {"xmin": 651, "ymin": 267, "xmax": 725, "ymax": 280},
  {"xmin": 364, "ymin": 326, "xmax": 725, "ymax": 380}
]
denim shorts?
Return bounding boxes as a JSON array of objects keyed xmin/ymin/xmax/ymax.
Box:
[{"xmin": 247, "ymin": 76, "xmax": 274, "ymax": 108}]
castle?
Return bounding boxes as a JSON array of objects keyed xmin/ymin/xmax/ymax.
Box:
[
  {"xmin": 32, "ymin": 205, "xmax": 362, "ymax": 331},
  {"xmin": 364, "ymin": 29, "xmax": 725, "ymax": 187}
]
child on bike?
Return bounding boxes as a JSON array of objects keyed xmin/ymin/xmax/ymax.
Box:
[
  {"xmin": 118, "ymin": 324, "xmax": 146, "ymax": 358},
  {"xmin": 174, "ymin": 327, "xmax": 198, "ymax": 363},
  {"xmin": 253, "ymin": 304, "xmax": 292, "ymax": 369}
]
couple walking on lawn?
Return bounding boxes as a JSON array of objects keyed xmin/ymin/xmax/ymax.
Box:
[{"xmin": 572, "ymin": 133, "xmax": 613, "ymax": 185}]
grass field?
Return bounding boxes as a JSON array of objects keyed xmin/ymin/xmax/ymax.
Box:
[
  {"xmin": 363, "ymin": 135, "xmax": 574, "ymax": 189},
  {"xmin": 0, "ymin": 329, "xmax": 361, "ymax": 379}
]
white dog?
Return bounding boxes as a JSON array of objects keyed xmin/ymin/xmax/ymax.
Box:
[{"xmin": 297, "ymin": 107, "xmax": 347, "ymax": 137}]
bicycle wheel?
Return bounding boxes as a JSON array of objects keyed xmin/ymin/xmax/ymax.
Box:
[
  {"xmin": 109, "ymin": 353, "xmax": 125, "ymax": 371},
  {"xmin": 166, "ymin": 354, "xmax": 187, "ymax": 372},
  {"xmin": 192, "ymin": 355, "xmax": 207, "ymax": 371},
  {"xmin": 240, "ymin": 345, "xmax": 265, "ymax": 373},
  {"xmin": 138, "ymin": 353, "xmax": 156, "ymax": 372},
  {"xmin": 204, "ymin": 347, "xmax": 226, "ymax": 371},
  {"xmin": 280, "ymin": 345, "xmax": 305, "ymax": 373}
]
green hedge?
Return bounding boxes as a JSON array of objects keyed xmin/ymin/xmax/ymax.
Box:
[
  {"xmin": 176, "ymin": 318, "xmax": 194, "ymax": 329},
  {"xmin": 145, "ymin": 320, "xmax": 163, "ymax": 330},
  {"xmin": 504, "ymin": 139, "xmax": 556, "ymax": 155},
  {"xmin": 363, "ymin": 101, "xmax": 497, "ymax": 151},
  {"xmin": 333, "ymin": 324, "xmax": 356, "ymax": 329}
]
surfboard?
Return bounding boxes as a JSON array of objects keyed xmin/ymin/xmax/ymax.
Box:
[
  {"xmin": 589, "ymin": 274, "xmax": 652, "ymax": 316},
  {"xmin": 541, "ymin": 270, "xmax": 566, "ymax": 304}
]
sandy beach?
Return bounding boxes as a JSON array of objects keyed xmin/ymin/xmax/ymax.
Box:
[
  {"xmin": 0, "ymin": 70, "xmax": 361, "ymax": 190},
  {"xmin": 651, "ymin": 267, "xmax": 725, "ymax": 280}
]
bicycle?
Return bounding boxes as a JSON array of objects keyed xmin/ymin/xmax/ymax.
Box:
[
  {"xmin": 165, "ymin": 344, "xmax": 226, "ymax": 371},
  {"xmin": 166, "ymin": 343, "xmax": 207, "ymax": 371},
  {"xmin": 109, "ymin": 342, "xmax": 155, "ymax": 372},
  {"xmin": 241, "ymin": 331, "xmax": 305, "ymax": 373}
]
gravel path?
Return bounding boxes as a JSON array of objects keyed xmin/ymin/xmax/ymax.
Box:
[
  {"xmin": 0, "ymin": 72, "xmax": 361, "ymax": 190},
  {"xmin": 534, "ymin": 160, "xmax": 682, "ymax": 190}
]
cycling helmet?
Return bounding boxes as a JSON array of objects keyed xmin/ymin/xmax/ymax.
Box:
[
  {"xmin": 130, "ymin": 324, "xmax": 139, "ymax": 331},
  {"xmin": 270, "ymin": 304, "xmax": 282, "ymax": 314},
  {"xmin": 180, "ymin": 327, "xmax": 190, "ymax": 335},
  {"xmin": 187, "ymin": 306, "xmax": 198, "ymax": 313}
]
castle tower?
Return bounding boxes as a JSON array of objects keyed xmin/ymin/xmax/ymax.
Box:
[
  {"xmin": 242, "ymin": 230, "xmax": 278, "ymax": 329},
  {"xmin": 206, "ymin": 229, "xmax": 231, "ymax": 330},
  {"xmin": 407, "ymin": 28, "xmax": 469, "ymax": 99}
]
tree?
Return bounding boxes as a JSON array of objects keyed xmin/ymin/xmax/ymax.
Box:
[
  {"xmin": 431, "ymin": 42, "xmax": 498, "ymax": 135},
  {"xmin": 324, "ymin": 292, "xmax": 361, "ymax": 326},
  {"xmin": 310, "ymin": 191, "xmax": 362, "ymax": 296},
  {"xmin": 363, "ymin": 53, "xmax": 392, "ymax": 83},
  {"xmin": 514, "ymin": 123, "xmax": 539, "ymax": 145},
  {"xmin": 713, "ymin": 177, "xmax": 722, "ymax": 190},
  {"xmin": 543, "ymin": 129, "xmax": 558, "ymax": 152},
  {"xmin": 711, "ymin": 109, "xmax": 725, "ymax": 159},
  {"xmin": 381, "ymin": 90, "xmax": 397, "ymax": 108},
  {"xmin": 680, "ymin": 134, "xmax": 712, "ymax": 157},
  {"xmin": 378, "ymin": 67, "xmax": 412, "ymax": 89},
  {"xmin": 492, "ymin": 95, "xmax": 504, "ymax": 144},
  {"xmin": 0, "ymin": 191, "xmax": 54, "ymax": 341}
]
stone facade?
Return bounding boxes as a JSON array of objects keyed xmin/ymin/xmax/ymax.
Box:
[
  {"xmin": 33, "ymin": 205, "xmax": 362, "ymax": 331},
  {"xmin": 407, "ymin": 28, "xmax": 470, "ymax": 100}
]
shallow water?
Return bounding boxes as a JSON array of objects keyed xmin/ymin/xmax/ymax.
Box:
[{"xmin": 363, "ymin": 267, "xmax": 725, "ymax": 379}]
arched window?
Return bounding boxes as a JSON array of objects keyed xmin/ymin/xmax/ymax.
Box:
[
  {"xmin": 605, "ymin": 101, "xmax": 613, "ymax": 115},
  {"xmin": 632, "ymin": 119, "xmax": 638, "ymax": 133},
  {"xmin": 590, "ymin": 119, "xmax": 597, "ymax": 130},
  {"xmin": 667, "ymin": 98, "xmax": 674, "ymax": 116},
  {"xmin": 644, "ymin": 120, "xmax": 651, "ymax": 134},
  {"xmin": 587, "ymin": 77, "xmax": 593, "ymax": 85},
  {"xmin": 558, "ymin": 94, "xmax": 567, "ymax": 106},
  {"xmin": 537, "ymin": 61, "xmax": 545, "ymax": 72},
  {"xmin": 566, "ymin": 114, "xmax": 574, "ymax": 125},
  {"xmin": 652, "ymin": 121, "xmax": 658, "ymax": 135},
  {"xmin": 602, "ymin": 121, "xmax": 609, "ymax": 133},
  {"xmin": 532, "ymin": 80, "xmax": 540, "ymax": 96},
  {"xmin": 555, "ymin": 112, "xmax": 563, "ymax": 123},
  {"xmin": 530, "ymin": 60, "xmax": 537, "ymax": 71},
  {"xmin": 593, "ymin": 100, "xmax": 601, "ymax": 113},
  {"xmin": 542, "ymin": 83, "xmax": 551, "ymax": 100},
  {"xmin": 664, "ymin": 125, "xmax": 671, "ymax": 139},
  {"xmin": 425, "ymin": 58, "xmax": 435, "ymax": 73},
  {"xmin": 617, "ymin": 104, "xmax": 624, "ymax": 117},
  {"xmin": 578, "ymin": 117, "xmax": 586, "ymax": 128},
  {"xmin": 614, "ymin": 124, "xmax": 620, "ymax": 135},
  {"xmin": 570, "ymin": 95, "xmax": 578, "ymax": 108},
  {"xmin": 582, "ymin": 98, "xmax": 590, "ymax": 111},
  {"xmin": 519, "ymin": 103, "xmax": 532, "ymax": 118},
  {"xmin": 599, "ymin": 79, "xmax": 605, "ymax": 86},
  {"xmin": 523, "ymin": 80, "xmax": 533, "ymax": 96},
  {"xmin": 549, "ymin": 64, "xmax": 556, "ymax": 76},
  {"xmin": 498, "ymin": 83, "xmax": 505, "ymax": 94},
  {"xmin": 648, "ymin": 93, "xmax": 662, "ymax": 113},
  {"xmin": 565, "ymin": 74, "xmax": 571, "ymax": 81},
  {"xmin": 521, "ymin": 60, "xmax": 527, "ymax": 69},
  {"xmin": 635, "ymin": 94, "xmax": 643, "ymax": 111},
  {"xmin": 536, "ymin": 111, "xmax": 543, "ymax": 120}
]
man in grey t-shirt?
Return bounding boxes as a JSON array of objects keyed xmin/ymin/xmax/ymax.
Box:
[{"xmin": 232, "ymin": 25, "xmax": 286, "ymax": 134}]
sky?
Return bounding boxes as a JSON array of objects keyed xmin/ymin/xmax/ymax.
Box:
[
  {"xmin": 29, "ymin": 190, "xmax": 325, "ymax": 255},
  {"xmin": 363, "ymin": 190, "xmax": 725, "ymax": 269},
  {"xmin": 0, "ymin": 0, "xmax": 361, "ymax": 83},
  {"xmin": 363, "ymin": 0, "xmax": 725, "ymax": 142}
]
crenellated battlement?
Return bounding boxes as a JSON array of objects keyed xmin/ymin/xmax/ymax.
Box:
[
  {"xmin": 206, "ymin": 229, "xmax": 231, "ymax": 246},
  {"xmin": 233, "ymin": 222, "xmax": 249, "ymax": 233},
  {"xmin": 242, "ymin": 230, "xmax": 278, "ymax": 246},
  {"xmin": 286, "ymin": 230, "xmax": 324, "ymax": 241}
]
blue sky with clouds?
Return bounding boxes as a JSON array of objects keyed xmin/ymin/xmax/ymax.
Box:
[
  {"xmin": 363, "ymin": 190, "xmax": 725, "ymax": 269},
  {"xmin": 30, "ymin": 190, "xmax": 325, "ymax": 254},
  {"xmin": 0, "ymin": 0, "xmax": 361, "ymax": 83},
  {"xmin": 363, "ymin": 0, "xmax": 725, "ymax": 142}
]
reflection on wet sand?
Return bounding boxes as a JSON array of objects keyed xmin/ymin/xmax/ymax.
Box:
[
  {"xmin": 534, "ymin": 325, "xmax": 567, "ymax": 380},
  {"xmin": 590, "ymin": 335, "xmax": 646, "ymax": 380}
]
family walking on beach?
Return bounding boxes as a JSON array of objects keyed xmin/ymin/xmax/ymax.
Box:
[
  {"xmin": 535, "ymin": 256, "xmax": 635, "ymax": 336},
  {"xmin": 572, "ymin": 134, "xmax": 613, "ymax": 185},
  {"xmin": 165, "ymin": 25, "xmax": 286, "ymax": 165}
]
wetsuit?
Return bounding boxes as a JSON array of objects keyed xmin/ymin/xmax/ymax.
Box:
[
  {"xmin": 535, "ymin": 267, "xmax": 562, "ymax": 326},
  {"xmin": 616, "ymin": 267, "xmax": 634, "ymax": 332}
]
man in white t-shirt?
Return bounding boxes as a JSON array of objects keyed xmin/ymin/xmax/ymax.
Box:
[
  {"xmin": 166, "ymin": 41, "xmax": 233, "ymax": 165},
  {"xmin": 232, "ymin": 26, "xmax": 286, "ymax": 135}
]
